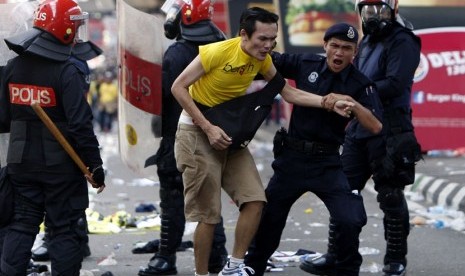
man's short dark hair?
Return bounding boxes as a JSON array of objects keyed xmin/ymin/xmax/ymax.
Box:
[{"xmin": 239, "ymin": 7, "xmax": 279, "ymax": 37}]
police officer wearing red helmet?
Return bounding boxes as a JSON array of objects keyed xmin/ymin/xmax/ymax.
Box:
[
  {"xmin": 0, "ymin": 0, "xmax": 105, "ymax": 275},
  {"xmin": 29, "ymin": 46, "xmax": 103, "ymax": 265},
  {"xmin": 138, "ymin": 0, "xmax": 228, "ymax": 275},
  {"xmin": 301, "ymin": 1, "xmax": 422, "ymax": 276}
]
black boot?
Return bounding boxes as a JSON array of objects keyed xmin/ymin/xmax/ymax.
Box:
[
  {"xmin": 382, "ymin": 214, "xmax": 408, "ymax": 276},
  {"xmin": 379, "ymin": 188, "xmax": 409, "ymax": 276},
  {"xmin": 138, "ymin": 253, "xmax": 177, "ymax": 276},
  {"xmin": 138, "ymin": 173, "xmax": 185, "ymax": 276},
  {"xmin": 300, "ymin": 218, "xmax": 337, "ymax": 276}
]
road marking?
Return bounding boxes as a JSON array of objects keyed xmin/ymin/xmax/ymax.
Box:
[{"xmin": 437, "ymin": 182, "xmax": 459, "ymax": 206}]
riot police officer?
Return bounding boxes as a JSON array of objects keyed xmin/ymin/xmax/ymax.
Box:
[
  {"xmin": 244, "ymin": 23, "xmax": 383, "ymax": 276},
  {"xmin": 31, "ymin": 41, "xmax": 104, "ymax": 263},
  {"xmin": 0, "ymin": 0, "xmax": 105, "ymax": 275},
  {"xmin": 300, "ymin": 1, "xmax": 422, "ymax": 276},
  {"xmin": 138, "ymin": 0, "xmax": 228, "ymax": 275}
]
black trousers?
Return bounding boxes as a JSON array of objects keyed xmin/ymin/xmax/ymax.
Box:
[
  {"xmin": 245, "ymin": 148, "xmax": 367, "ymax": 276},
  {"xmin": 342, "ymin": 135, "xmax": 410, "ymax": 265},
  {"xmin": 0, "ymin": 172, "xmax": 88, "ymax": 276}
]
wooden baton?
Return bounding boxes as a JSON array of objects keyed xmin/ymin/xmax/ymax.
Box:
[{"xmin": 31, "ymin": 102, "xmax": 105, "ymax": 193}]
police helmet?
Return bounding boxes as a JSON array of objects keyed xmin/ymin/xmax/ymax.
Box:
[
  {"xmin": 162, "ymin": 0, "xmax": 226, "ymax": 42},
  {"xmin": 33, "ymin": 0, "xmax": 89, "ymax": 45}
]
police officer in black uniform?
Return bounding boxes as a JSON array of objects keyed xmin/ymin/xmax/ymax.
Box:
[
  {"xmin": 244, "ymin": 23, "xmax": 383, "ymax": 276},
  {"xmin": 0, "ymin": 0, "xmax": 105, "ymax": 275},
  {"xmin": 138, "ymin": 0, "xmax": 228, "ymax": 275},
  {"xmin": 300, "ymin": 1, "xmax": 422, "ymax": 276},
  {"xmin": 30, "ymin": 41, "xmax": 103, "ymax": 263}
]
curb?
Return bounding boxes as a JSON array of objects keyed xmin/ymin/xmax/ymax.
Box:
[{"xmin": 407, "ymin": 174, "xmax": 465, "ymax": 213}]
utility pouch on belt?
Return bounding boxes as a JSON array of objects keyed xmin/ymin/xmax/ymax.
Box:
[{"xmin": 273, "ymin": 127, "xmax": 287, "ymax": 158}]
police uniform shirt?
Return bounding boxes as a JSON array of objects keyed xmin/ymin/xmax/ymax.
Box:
[{"xmin": 272, "ymin": 52, "xmax": 382, "ymax": 144}]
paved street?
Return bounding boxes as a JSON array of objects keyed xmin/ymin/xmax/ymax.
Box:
[{"xmin": 31, "ymin": 124, "xmax": 465, "ymax": 275}]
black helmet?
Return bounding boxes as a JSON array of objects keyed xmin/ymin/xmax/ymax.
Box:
[{"xmin": 356, "ymin": 0, "xmax": 397, "ymax": 36}]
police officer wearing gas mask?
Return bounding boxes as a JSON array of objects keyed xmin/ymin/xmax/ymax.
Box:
[
  {"xmin": 138, "ymin": 0, "xmax": 228, "ymax": 275},
  {"xmin": 0, "ymin": 0, "xmax": 105, "ymax": 274},
  {"xmin": 301, "ymin": 1, "xmax": 422, "ymax": 276}
]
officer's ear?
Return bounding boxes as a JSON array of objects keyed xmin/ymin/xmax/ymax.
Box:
[{"xmin": 323, "ymin": 40, "xmax": 328, "ymax": 52}]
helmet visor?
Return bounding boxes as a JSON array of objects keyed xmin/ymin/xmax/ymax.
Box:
[
  {"xmin": 356, "ymin": 0, "xmax": 397, "ymax": 8},
  {"xmin": 360, "ymin": 4, "xmax": 392, "ymax": 23},
  {"xmin": 161, "ymin": 0, "xmax": 187, "ymax": 21},
  {"xmin": 71, "ymin": 12, "xmax": 89, "ymax": 43}
]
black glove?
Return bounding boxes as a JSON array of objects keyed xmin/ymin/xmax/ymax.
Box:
[{"xmin": 91, "ymin": 165, "xmax": 105, "ymax": 187}]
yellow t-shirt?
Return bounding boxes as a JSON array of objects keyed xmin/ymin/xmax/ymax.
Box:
[{"xmin": 191, "ymin": 37, "xmax": 272, "ymax": 107}]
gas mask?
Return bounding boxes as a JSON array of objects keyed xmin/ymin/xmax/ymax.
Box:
[{"xmin": 359, "ymin": 4, "xmax": 394, "ymax": 36}]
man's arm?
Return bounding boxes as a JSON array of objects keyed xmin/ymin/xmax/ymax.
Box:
[
  {"xmin": 263, "ymin": 64, "xmax": 353, "ymax": 117},
  {"xmin": 171, "ymin": 55, "xmax": 232, "ymax": 150},
  {"xmin": 322, "ymin": 93, "xmax": 382, "ymax": 134}
]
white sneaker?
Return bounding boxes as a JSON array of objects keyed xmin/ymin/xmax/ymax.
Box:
[{"xmin": 218, "ymin": 263, "xmax": 255, "ymax": 276}]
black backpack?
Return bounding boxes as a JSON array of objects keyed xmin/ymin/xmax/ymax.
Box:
[{"xmin": 203, "ymin": 73, "xmax": 286, "ymax": 149}]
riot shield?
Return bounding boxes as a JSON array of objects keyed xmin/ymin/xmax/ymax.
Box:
[
  {"xmin": 0, "ymin": 1, "xmax": 38, "ymax": 66},
  {"xmin": 0, "ymin": 1, "xmax": 38, "ymax": 166},
  {"xmin": 117, "ymin": 0, "xmax": 172, "ymax": 180}
]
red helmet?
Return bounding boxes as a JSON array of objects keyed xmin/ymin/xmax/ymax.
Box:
[
  {"xmin": 356, "ymin": 0, "xmax": 398, "ymax": 14},
  {"xmin": 181, "ymin": 0, "xmax": 214, "ymax": 25},
  {"xmin": 33, "ymin": 0, "xmax": 88, "ymax": 45}
]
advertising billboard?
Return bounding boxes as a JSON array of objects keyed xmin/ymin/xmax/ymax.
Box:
[
  {"xmin": 234, "ymin": 0, "xmax": 465, "ymax": 151},
  {"xmin": 404, "ymin": 1, "xmax": 465, "ymax": 150},
  {"xmin": 412, "ymin": 27, "xmax": 465, "ymax": 150}
]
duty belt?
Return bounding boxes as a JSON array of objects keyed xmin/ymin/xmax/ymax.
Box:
[{"xmin": 284, "ymin": 137, "xmax": 340, "ymax": 155}]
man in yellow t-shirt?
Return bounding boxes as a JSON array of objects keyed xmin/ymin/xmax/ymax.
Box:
[{"xmin": 171, "ymin": 7, "xmax": 353, "ymax": 276}]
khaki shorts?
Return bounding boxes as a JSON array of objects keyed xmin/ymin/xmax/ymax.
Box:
[{"xmin": 174, "ymin": 124, "xmax": 266, "ymax": 224}]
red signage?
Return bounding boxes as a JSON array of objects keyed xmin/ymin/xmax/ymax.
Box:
[
  {"xmin": 119, "ymin": 48, "xmax": 162, "ymax": 116},
  {"xmin": 9, "ymin": 83, "xmax": 56, "ymax": 107},
  {"xmin": 412, "ymin": 27, "xmax": 465, "ymax": 150}
]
